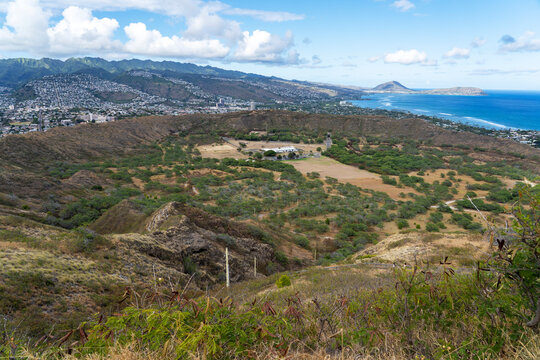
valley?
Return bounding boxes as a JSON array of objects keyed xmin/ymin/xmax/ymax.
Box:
[{"xmin": 0, "ymin": 110, "xmax": 538, "ymax": 359}]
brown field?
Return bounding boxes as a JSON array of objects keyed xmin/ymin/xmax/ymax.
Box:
[
  {"xmin": 197, "ymin": 143, "xmax": 248, "ymax": 159},
  {"xmin": 290, "ymin": 157, "xmax": 408, "ymax": 199}
]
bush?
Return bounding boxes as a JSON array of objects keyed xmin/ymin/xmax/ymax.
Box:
[
  {"xmin": 276, "ymin": 274, "xmax": 291, "ymax": 288},
  {"xmin": 381, "ymin": 175, "xmax": 397, "ymax": 186},
  {"xmin": 182, "ymin": 256, "xmax": 197, "ymax": 275},
  {"xmin": 396, "ymin": 219, "xmax": 409, "ymax": 229},
  {"xmin": 425, "ymin": 222, "xmax": 439, "ymax": 232},
  {"xmin": 293, "ymin": 235, "xmax": 310, "ymax": 249},
  {"xmin": 275, "ymin": 251, "xmax": 289, "ymax": 266}
]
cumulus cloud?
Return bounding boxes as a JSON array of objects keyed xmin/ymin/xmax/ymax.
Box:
[
  {"xmin": 234, "ymin": 30, "xmax": 295, "ymax": 63},
  {"xmin": 392, "ymin": 0, "xmax": 415, "ymax": 12},
  {"xmin": 124, "ymin": 22, "xmax": 229, "ymax": 58},
  {"xmin": 184, "ymin": 5, "xmax": 241, "ymax": 41},
  {"xmin": 444, "ymin": 47, "xmax": 470, "ymax": 59},
  {"xmin": 499, "ymin": 31, "xmax": 540, "ymax": 52},
  {"xmin": 384, "ymin": 49, "xmax": 427, "ymax": 65},
  {"xmin": 367, "ymin": 56, "xmax": 380, "ymax": 63},
  {"xmin": 47, "ymin": 7, "xmax": 120, "ymax": 54},
  {"xmin": 0, "ymin": 0, "xmax": 50, "ymax": 51},
  {"xmin": 0, "ymin": 0, "xmax": 304, "ymax": 63}
]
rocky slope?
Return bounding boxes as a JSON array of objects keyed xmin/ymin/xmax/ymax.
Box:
[{"xmin": 0, "ymin": 201, "xmax": 281, "ymax": 337}]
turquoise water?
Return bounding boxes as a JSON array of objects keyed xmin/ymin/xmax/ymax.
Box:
[{"xmin": 351, "ymin": 90, "xmax": 540, "ymax": 130}]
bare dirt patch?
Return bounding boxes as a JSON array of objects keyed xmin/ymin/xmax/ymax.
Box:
[
  {"xmin": 197, "ymin": 143, "xmax": 248, "ymax": 159},
  {"xmin": 291, "ymin": 157, "xmax": 406, "ymax": 199}
]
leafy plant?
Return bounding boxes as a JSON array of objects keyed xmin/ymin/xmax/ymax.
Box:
[{"xmin": 276, "ymin": 274, "xmax": 291, "ymax": 288}]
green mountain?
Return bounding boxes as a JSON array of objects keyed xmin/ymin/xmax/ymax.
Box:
[{"xmin": 0, "ymin": 57, "xmax": 258, "ymax": 88}]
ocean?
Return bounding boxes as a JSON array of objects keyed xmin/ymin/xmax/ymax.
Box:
[{"xmin": 350, "ymin": 90, "xmax": 540, "ymax": 130}]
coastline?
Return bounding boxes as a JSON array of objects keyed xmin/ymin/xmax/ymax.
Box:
[{"xmin": 350, "ymin": 90, "xmax": 540, "ymax": 131}]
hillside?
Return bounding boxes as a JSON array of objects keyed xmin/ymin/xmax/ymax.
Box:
[
  {"xmin": 0, "ymin": 58, "xmax": 364, "ymax": 109},
  {"xmin": 0, "ymin": 110, "xmax": 539, "ymax": 358},
  {"xmin": 372, "ymin": 80, "xmax": 412, "ymax": 92}
]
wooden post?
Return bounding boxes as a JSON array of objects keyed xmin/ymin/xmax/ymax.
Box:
[
  {"xmin": 254, "ymin": 256, "xmax": 257, "ymax": 277},
  {"xmin": 225, "ymin": 248, "xmax": 230, "ymax": 288}
]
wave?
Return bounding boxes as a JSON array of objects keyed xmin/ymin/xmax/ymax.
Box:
[
  {"xmin": 413, "ymin": 109, "xmax": 429, "ymax": 113},
  {"xmin": 439, "ymin": 112, "xmax": 453, "ymax": 116},
  {"xmin": 463, "ymin": 116, "xmax": 507, "ymax": 128}
]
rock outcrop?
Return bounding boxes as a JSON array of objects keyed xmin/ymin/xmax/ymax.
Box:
[{"xmin": 115, "ymin": 202, "xmax": 276, "ymax": 288}]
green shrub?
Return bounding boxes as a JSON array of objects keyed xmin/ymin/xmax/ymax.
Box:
[
  {"xmin": 276, "ymin": 274, "xmax": 291, "ymax": 288},
  {"xmin": 425, "ymin": 222, "xmax": 439, "ymax": 232},
  {"xmin": 274, "ymin": 251, "xmax": 289, "ymax": 266},
  {"xmin": 396, "ymin": 219, "xmax": 409, "ymax": 229},
  {"xmin": 293, "ymin": 235, "xmax": 310, "ymax": 249}
]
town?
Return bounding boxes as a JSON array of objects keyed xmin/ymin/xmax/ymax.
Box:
[{"xmin": 0, "ymin": 74, "xmax": 538, "ymax": 149}]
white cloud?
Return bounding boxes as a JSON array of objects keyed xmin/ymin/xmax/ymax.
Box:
[
  {"xmin": 384, "ymin": 49, "xmax": 427, "ymax": 65},
  {"xmin": 312, "ymin": 55, "xmax": 321, "ymax": 65},
  {"xmin": 0, "ymin": 0, "xmax": 304, "ymax": 63},
  {"xmin": 123, "ymin": 22, "xmax": 229, "ymax": 58},
  {"xmin": 223, "ymin": 8, "xmax": 304, "ymax": 22},
  {"xmin": 444, "ymin": 47, "xmax": 470, "ymax": 59},
  {"xmin": 367, "ymin": 56, "xmax": 380, "ymax": 63},
  {"xmin": 0, "ymin": 0, "xmax": 50, "ymax": 51},
  {"xmin": 499, "ymin": 31, "xmax": 540, "ymax": 52},
  {"xmin": 47, "ymin": 6, "xmax": 120, "ymax": 54},
  {"xmin": 184, "ymin": 5, "xmax": 241, "ymax": 41},
  {"xmin": 471, "ymin": 37, "xmax": 486, "ymax": 48},
  {"xmin": 234, "ymin": 30, "xmax": 295, "ymax": 63},
  {"xmin": 392, "ymin": 0, "xmax": 415, "ymax": 12}
]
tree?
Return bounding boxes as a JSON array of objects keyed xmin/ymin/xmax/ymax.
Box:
[{"xmin": 263, "ymin": 150, "xmax": 277, "ymax": 157}]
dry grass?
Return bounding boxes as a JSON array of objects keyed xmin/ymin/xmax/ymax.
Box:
[
  {"xmin": 197, "ymin": 142, "xmax": 248, "ymax": 159},
  {"xmin": 355, "ymin": 231, "xmax": 490, "ymax": 266},
  {"xmin": 291, "ymin": 156, "xmax": 407, "ymax": 199}
]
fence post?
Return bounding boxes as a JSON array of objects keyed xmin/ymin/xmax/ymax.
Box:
[{"xmin": 225, "ymin": 248, "xmax": 230, "ymax": 288}]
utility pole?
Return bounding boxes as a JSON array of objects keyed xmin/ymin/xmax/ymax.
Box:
[{"xmin": 225, "ymin": 248, "xmax": 230, "ymax": 288}]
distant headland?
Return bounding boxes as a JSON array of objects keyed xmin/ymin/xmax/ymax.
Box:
[{"xmin": 368, "ymin": 81, "xmax": 486, "ymax": 96}]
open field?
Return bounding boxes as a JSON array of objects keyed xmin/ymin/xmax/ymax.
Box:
[
  {"xmin": 291, "ymin": 156, "xmax": 410, "ymax": 199},
  {"xmin": 197, "ymin": 142, "xmax": 248, "ymax": 159}
]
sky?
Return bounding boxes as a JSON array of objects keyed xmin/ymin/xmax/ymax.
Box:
[{"xmin": 1, "ymin": 0, "xmax": 540, "ymax": 90}]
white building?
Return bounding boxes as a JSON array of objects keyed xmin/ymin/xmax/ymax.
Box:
[{"xmin": 261, "ymin": 146, "xmax": 298, "ymax": 154}]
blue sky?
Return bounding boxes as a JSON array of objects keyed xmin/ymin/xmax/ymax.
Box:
[{"xmin": 1, "ymin": 0, "xmax": 540, "ymax": 89}]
